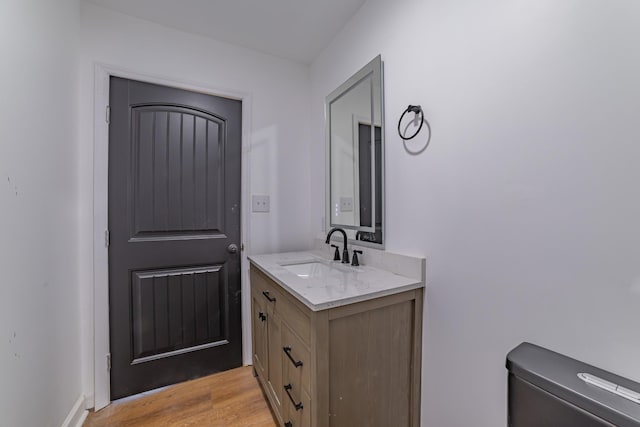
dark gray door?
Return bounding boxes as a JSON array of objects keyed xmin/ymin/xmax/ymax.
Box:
[
  {"xmin": 108, "ymin": 77, "xmax": 242, "ymax": 400},
  {"xmin": 358, "ymin": 124, "xmax": 382, "ymax": 243}
]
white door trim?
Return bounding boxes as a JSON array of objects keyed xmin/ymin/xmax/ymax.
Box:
[{"xmin": 92, "ymin": 63, "xmax": 253, "ymax": 410}]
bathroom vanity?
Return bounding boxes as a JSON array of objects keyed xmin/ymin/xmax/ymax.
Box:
[
  {"xmin": 249, "ymin": 53, "xmax": 424, "ymax": 427},
  {"xmin": 249, "ymin": 249, "xmax": 425, "ymax": 427}
]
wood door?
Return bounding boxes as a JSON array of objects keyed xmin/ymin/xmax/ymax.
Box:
[{"xmin": 108, "ymin": 77, "xmax": 242, "ymax": 400}]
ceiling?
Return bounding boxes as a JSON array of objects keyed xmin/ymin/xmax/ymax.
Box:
[{"xmin": 84, "ymin": 0, "xmax": 367, "ymax": 64}]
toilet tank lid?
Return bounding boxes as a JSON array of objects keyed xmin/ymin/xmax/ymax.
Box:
[{"xmin": 506, "ymin": 342, "xmax": 640, "ymax": 426}]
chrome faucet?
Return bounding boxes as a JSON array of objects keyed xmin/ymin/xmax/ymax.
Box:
[{"xmin": 325, "ymin": 228, "xmax": 349, "ymax": 264}]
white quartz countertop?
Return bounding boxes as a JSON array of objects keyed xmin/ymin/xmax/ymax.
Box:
[{"xmin": 248, "ymin": 250, "xmax": 424, "ymax": 311}]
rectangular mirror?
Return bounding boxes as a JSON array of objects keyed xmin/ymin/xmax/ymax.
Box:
[{"xmin": 326, "ymin": 55, "xmax": 384, "ymax": 248}]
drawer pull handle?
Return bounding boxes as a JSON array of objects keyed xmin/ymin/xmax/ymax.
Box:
[
  {"xmin": 283, "ymin": 346, "xmax": 303, "ymax": 368},
  {"xmin": 284, "ymin": 384, "xmax": 303, "ymax": 411},
  {"xmin": 258, "ymin": 312, "xmax": 266, "ymax": 322},
  {"xmin": 285, "ymin": 423, "xmax": 293, "ymax": 427},
  {"xmin": 262, "ymin": 290, "xmax": 276, "ymax": 302}
]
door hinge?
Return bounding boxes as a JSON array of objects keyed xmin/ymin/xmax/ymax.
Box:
[
  {"xmin": 106, "ymin": 105, "xmax": 111, "ymax": 124},
  {"xmin": 106, "ymin": 353, "xmax": 111, "ymax": 371},
  {"xmin": 105, "ymin": 229, "xmax": 110, "ymax": 247}
]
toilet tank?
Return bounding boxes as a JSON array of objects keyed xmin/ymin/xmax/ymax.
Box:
[{"xmin": 506, "ymin": 343, "xmax": 640, "ymax": 427}]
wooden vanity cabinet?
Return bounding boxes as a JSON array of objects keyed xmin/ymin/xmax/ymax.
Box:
[{"xmin": 250, "ymin": 264, "xmax": 423, "ymax": 427}]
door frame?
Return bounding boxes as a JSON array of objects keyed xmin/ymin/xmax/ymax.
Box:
[{"xmin": 92, "ymin": 63, "xmax": 253, "ymax": 410}]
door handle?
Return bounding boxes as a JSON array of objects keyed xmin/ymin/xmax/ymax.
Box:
[{"xmin": 227, "ymin": 243, "xmax": 239, "ymax": 254}]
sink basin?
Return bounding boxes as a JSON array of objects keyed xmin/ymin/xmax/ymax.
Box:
[{"xmin": 282, "ymin": 262, "xmax": 333, "ymax": 278}]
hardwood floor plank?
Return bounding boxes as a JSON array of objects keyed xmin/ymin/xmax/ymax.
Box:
[{"xmin": 84, "ymin": 367, "xmax": 277, "ymax": 427}]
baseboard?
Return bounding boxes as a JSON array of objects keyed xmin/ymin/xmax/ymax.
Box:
[
  {"xmin": 61, "ymin": 395, "xmax": 89, "ymax": 427},
  {"xmin": 84, "ymin": 394, "xmax": 94, "ymax": 410}
]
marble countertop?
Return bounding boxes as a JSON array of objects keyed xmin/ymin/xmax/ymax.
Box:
[{"xmin": 248, "ymin": 250, "xmax": 424, "ymax": 311}]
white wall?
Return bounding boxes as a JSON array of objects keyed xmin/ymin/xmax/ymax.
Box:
[
  {"xmin": 77, "ymin": 2, "xmax": 312, "ymax": 403},
  {"xmin": 0, "ymin": 0, "xmax": 83, "ymax": 426},
  {"xmin": 311, "ymin": 0, "xmax": 640, "ymax": 425}
]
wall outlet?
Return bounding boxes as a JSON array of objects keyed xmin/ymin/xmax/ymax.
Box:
[
  {"xmin": 340, "ymin": 197, "xmax": 353, "ymax": 212},
  {"xmin": 252, "ymin": 195, "xmax": 270, "ymax": 212}
]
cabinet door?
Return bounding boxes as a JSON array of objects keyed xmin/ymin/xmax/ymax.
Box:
[
  {"xmin": 252, "ymin": 292, "xmax": 268, "ymax": 379},
  {"xmin": 267, "ymin": 309, "xmax": 283, "ymax": 411}
]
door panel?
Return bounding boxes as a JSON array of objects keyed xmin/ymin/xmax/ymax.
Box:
[
  {"xmin": 108, "ymin": 77, "xmax": 242, "ymax": 400},
  {"xmin": 130, "ymin": 265, "xmax": 227, "ymax": 362},
  {"xmin": 131, "ymin": 106, "xmax": 225, "ymax": 238}
]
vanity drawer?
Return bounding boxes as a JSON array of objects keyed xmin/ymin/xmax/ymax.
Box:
[
  {"xmin": 282, "ymin": 383, "xmax": 311, "ymax": 427},
  {"xmin": 282, "ymin": 323, "xmax": 311, "ymax": 395},
  {"xmin": 251, "ymin": 266, "xmax": 310, "ymax": 344},
  {"xmin": 251, "ymin": 268, "xmax": 284, "ymax": 310},
  {"xmin": 277, "ymin": 295, "xmax": 310, "ymax": 345}
]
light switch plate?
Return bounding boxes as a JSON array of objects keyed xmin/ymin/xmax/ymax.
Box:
[
  {"xmin": 252, "ymin": 195, "xmax": 270, "ymax": 212},
  {"xmin": 340, "ymin": 197, "xmax": 353, "ymax": 212}
]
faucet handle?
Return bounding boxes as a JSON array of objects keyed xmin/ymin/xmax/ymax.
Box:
[
  {"xmin": 330, "ymin": 244, "xmax": 341, "ymax": 261},
  {"xmin": 352, "ymin": 250, "xmax": 363, "ymax": 266}
]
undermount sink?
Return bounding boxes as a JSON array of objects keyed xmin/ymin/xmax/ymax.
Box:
[{"xmin": 282, "ymin": 261, "xmax": 333, "ymax": 278}]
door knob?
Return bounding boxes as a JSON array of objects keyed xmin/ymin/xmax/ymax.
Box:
[{"xmin": 227, "ymin": 243, "xmax": 239, "ymax": 254}]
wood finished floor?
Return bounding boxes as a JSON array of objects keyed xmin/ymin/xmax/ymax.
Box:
[{"xmin": 84, "ymin": 367, "xmax": 277, "ymax": 427}]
